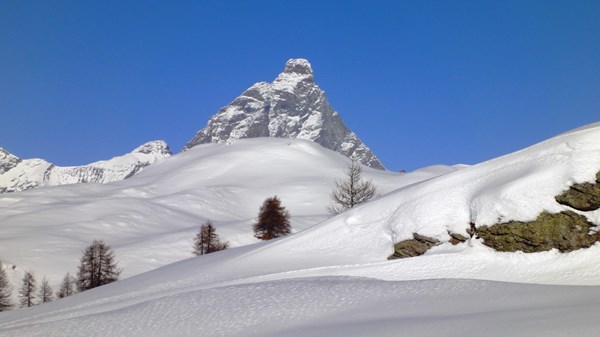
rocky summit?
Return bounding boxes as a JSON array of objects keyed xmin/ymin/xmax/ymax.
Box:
[{"xmin": 183, "ymin": 59, "xmax": 385, "ymax": 170}]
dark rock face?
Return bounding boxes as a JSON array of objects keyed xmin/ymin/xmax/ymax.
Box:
[
  {"xmin": 477, "ymin": 211, "xmax": 599, "ymax": 253},
  {"xmin": 388, "ymin": 233, "xmax": 440, "ymax": 260},
  {"xmin": 183, "ymin": 59, "xmax": 385, "ymax": 170},
  {"xmin": 555, "ymin": 172, "xmax": 600, "ymax": 211}
]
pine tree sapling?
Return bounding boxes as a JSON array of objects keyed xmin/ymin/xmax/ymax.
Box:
[
  {"xmin": 38, "ymin": 276, "xmax": 53, "ymax": 304},
  {"xmin": 253, "ymin": 196, "xmax": 291, "ymax": 240},
  {"xmin": 0, "ymin": 263, "xmax": 13, "ymax": 311},
  {"xmin": 19, "ymin": 271, "xmax": 36, "ymax": 308},
  {"xmin": 192, "ymin": 221, "xmax": 229, "ymax": 256},
  {"xmin": 77, "ymin": 240, "xmax": 121, "ymax": 292},
  {"xmin": 56, "ymin": 272, "xmax": 77, "ymax": 299},
  {"xmin": 328, "ymin": 160, "xmax": 377, "ymax": 215}
]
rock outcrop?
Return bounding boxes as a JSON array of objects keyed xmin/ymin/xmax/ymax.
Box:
[
  {"xmin": 183, "ymin": 59, "xmax": 385, "ymax": 170},
  {"xmin": 555, "ymin": 172, "xmax": 600, "ymax": 211},
  {"xmin": 388, "ymin": 233, "xmax": 440, "ymax": 260},
  {"xmin": 389, "ymin": 170, "xmax": 600, "ymax": 258},
  {"xmin": 476, "ymin": 211, "xmax": 599, "ymax": 253}
]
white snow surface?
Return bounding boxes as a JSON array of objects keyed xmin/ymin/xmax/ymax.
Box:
[
  {"xmin": 0, "ymin": 138, "xmax": 452, "ymax": 288},
  {"xmin": 2, "ymin": 124, "xmax": 600, "ymax": 336}
]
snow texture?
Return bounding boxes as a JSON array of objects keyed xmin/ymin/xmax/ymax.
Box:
[
  {"xmin": 183, "ymin": 59, "xmax": 385, "ymax": 169},
  {"xmin": 2, "ymin": 123, "xmax": 600, "ymax": 336},
  {"xmin": 0, "ymin": 141, "xmax": 172, "ymax": 193}
]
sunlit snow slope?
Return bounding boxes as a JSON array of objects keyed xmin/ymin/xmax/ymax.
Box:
[
  {"xmin": 0, "ymin": 138, "xmax": 453, "ymax": 289},
  {"xmin": 2, "ymin": 124, "xmax": 600, "ymax": 337}
]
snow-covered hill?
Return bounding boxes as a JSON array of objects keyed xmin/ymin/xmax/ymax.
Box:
[
  {"xmin": 0, "ymin": 138, "xmax": 453, "ymax": 288},
  {"xmin": 0, "ymin": 141, "xmax": 171, "ymax": 193},
  {"xmin": 184, "ymin": 59, "xmax": 385, "ymax": 169},
  {"xmin": 2, "ymin": 123, "xmax": 600, "ymax": 336}
]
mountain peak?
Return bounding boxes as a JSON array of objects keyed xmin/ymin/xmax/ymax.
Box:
[
  {"xmin": 274, "ymin": 58, "xmax": 314, "ymax": 87},
  {"xmin": 282, "ymin": 58, "xmax": 313, "ymax": 76},
  {"xmin": 183, "ymin": 59, "xmax": 385, "ymax": 170}
]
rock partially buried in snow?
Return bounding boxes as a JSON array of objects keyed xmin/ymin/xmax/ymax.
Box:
[
  {"xmin": 555, "ymin": 171, "xmax": 600, "ymax": 211},
  {"xmin": 476, "ymin": 211, "xmax": 600, "ymax": 253},
  {"xmin": 388, "ymin": 233, "xmax": 440, "ymax": 259},
  {"xmin": 388, "ymin": 170, "xmax": 600, "ymax": 257}
]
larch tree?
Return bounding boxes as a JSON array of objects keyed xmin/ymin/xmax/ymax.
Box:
[
  {"xmin": 56, "ymin": 272, "xmax": 77, "ymax": 299},
  {"xmin": 0, "ymin": 263, "xmax": 13, "ymax": 311},
  {"xmin": 19, "ymin": 271, "xmax": 36, "ymax": 308},
  {"xmin": 38, "ymin": 276, "xmax": 53, "ymax": 304},
  {"xmin": 253, "ymin": 196, "xmax": 291, "ymax": 240},
  {"xmin": 192, "ymin": 221, "xmax": 229, "ymax": 256},
  {"xmin": 77, "ymin": 240, "xmax": 121, "ymax": 292},
  {"xmin": 327, "ymin": 160, "xmax": 377, "ymax": 215}
]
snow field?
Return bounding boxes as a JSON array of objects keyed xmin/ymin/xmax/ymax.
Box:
[
  {"xmin": 2, "ymin": 123, "xmax": 600, "ymax": 336},
  {"xmin": 0, "ymin": 138, "xmax": 453, "ymax": 294}
]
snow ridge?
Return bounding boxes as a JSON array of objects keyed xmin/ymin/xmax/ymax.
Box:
[
  {"xmin": 0, "ymin": 141, "xmax": 172, "ymax": 193},
  {"xmin": 183, "ymin": 58, "xmax": 385, "ymax": 170}
]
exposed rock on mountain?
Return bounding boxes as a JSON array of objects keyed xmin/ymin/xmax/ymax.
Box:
[
  {"xmin": 183, "ymin": 58, "xmax": 385, "ymax": 170},
  {"xmin": 0, "ymin": 141, "xmax": 171, "ymax": 193}
]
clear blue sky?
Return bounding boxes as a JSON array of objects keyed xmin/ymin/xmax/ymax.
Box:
[{"xmin": 1, "ymin": 0, "xmax": 599, "ymax": 171}]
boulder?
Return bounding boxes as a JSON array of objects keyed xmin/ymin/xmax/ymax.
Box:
[
  {"xmin": 476, "ymin": 211, "xmax": 599, "ymax": 253},
  {"xmin": 388, "ymin": 233, "xmax": 440, "ymax": 260},
  {"xmin": 555, "ymin": 172, "xmax": 600, "ymax": 211},
  {"xmin": 448, "ymin": 231, "xmax": 469, "ymax": 245}
]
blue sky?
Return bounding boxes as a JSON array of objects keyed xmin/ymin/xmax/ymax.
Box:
[{"xmin": 1, "ymin": 0, "xmax": 599, "ymax": 171}]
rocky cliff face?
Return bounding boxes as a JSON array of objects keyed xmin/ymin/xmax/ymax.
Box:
[
  {"xmin": 0, "ymin": 141, "xmax": 171, "ymax": 193},
  {"xmin": 183, "ymin": 59, "xmax": 385, "ymax": 170}
]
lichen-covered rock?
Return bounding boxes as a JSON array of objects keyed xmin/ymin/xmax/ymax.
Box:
[
  {"xmin": 555, "ymin": 171, "xmax": 600, "ymax": 211},
  {"xmin": 477, "ymin": 211, "xmax": 599, "ymax": 253},
  {"xmin": 388, "ymin": 233, "xmax": 440, "ymax": 260}
]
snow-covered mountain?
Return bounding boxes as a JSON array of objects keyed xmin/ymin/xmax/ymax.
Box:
[
  {"xmin": 0, "ymin": 141, "xmax": 171, "ymax": 193},
  {"xmin": 183, "ymin": 59, "xmax": 385, "ymax": 169},
  {"xmin": 1, "ymin": 124, "xmax": 600, "ymax": 336}
]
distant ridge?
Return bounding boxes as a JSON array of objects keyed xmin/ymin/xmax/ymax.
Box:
[{"xmin": 0, "ymin": 141, "xmax": 171, "ymax": 193}]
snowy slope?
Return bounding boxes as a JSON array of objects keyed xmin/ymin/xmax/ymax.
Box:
[
  {"xmin": 0, "ymin": 141, "xmax": 172, "ymax": 193},
  {"xmin": 0, "ymin": 138, "xmax": 452, "ymax": 290},
  {"xmin": 184, "ymin": 59, "xmax": 385, "ymax": 169},
  {"xmin": 2, "ymin": 124, "xmax": 600, "ymax": 336}
]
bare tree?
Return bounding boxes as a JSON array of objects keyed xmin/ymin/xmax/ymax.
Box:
[
  {"xmin": 192, "ymin": 221, "xmax": 229, "ymax": 256},
  {"xmin": 253, "ymin": 196, "xmax": 291, "ymax": 240},
  {"xmin": 77, "ymin": 240, "xmax": 121, "ymax": 292},
  {"xmin": 38, "ymin": 276, "xmax": 53, "ymax": 304},
  {"xmin": 328, "ymin": 160, "xmax": 377, "ymax": 215},
  {"xmin": 19, "ymin": 271, "xmax": 36, "ymax": 308},
  {"xmin": 56, "ymin": 272, "xmax": 77, "ymax": 299},
  {"xmin": 0, "ymin": 263, "xmax": 13, "ymax": 311}
]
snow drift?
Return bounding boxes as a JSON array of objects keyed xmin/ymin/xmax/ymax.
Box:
[{"xmin": 2, "ymin": 123, "xmax": 600, "ymax": 336}]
